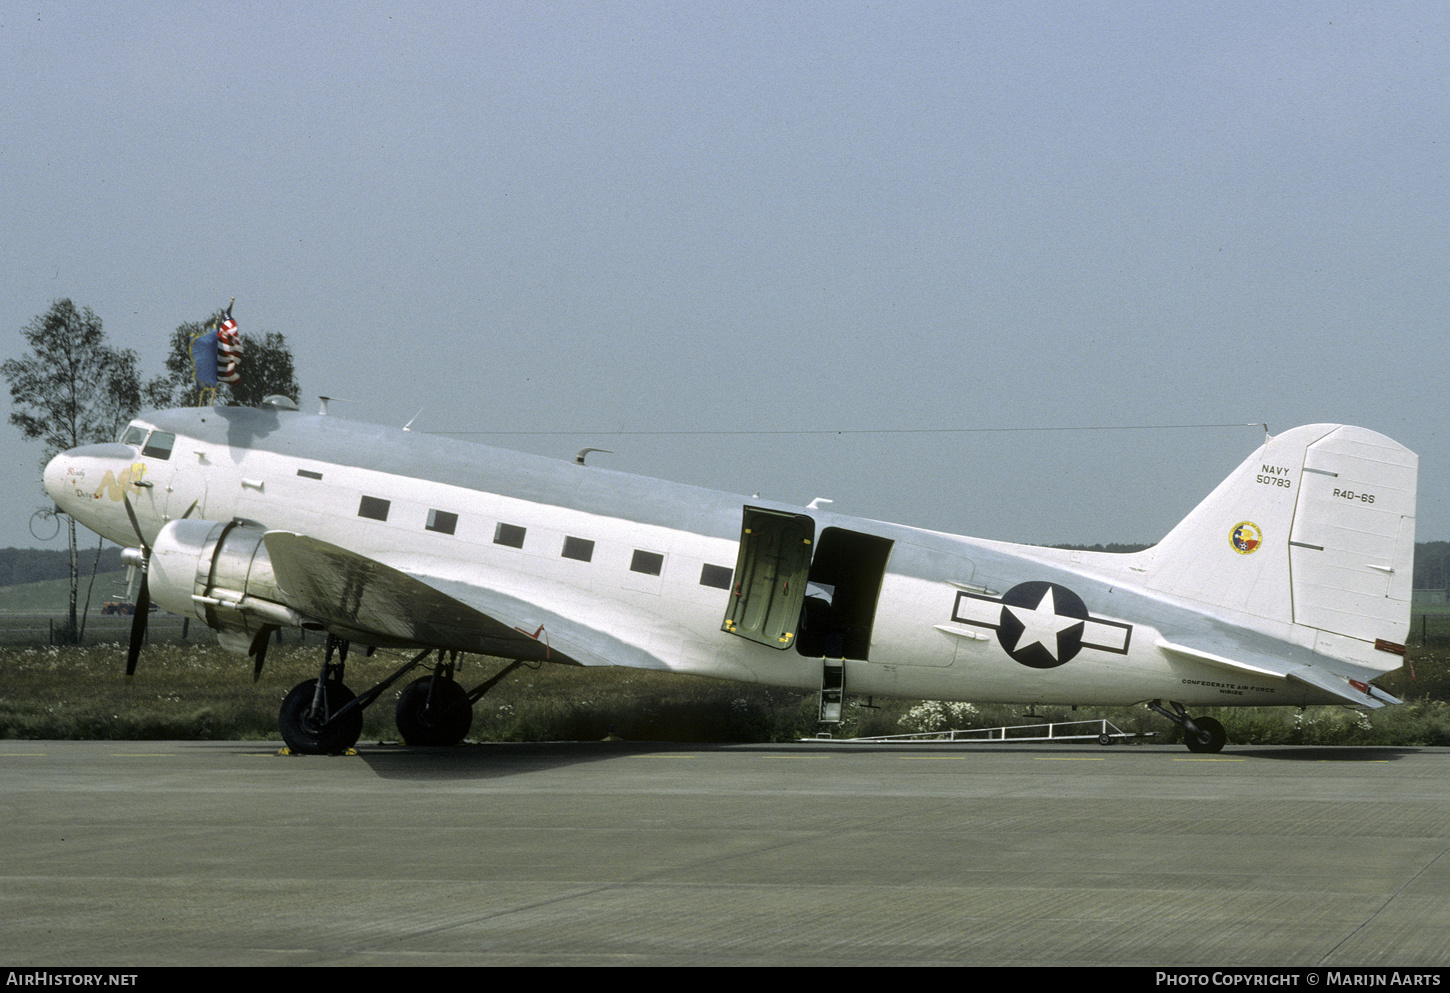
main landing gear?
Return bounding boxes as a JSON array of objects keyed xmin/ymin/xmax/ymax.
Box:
[
  {"xmin": 277, "ymin": 636, "xmax": 529, "ymax": 755},
  {"xmin": 279, "ymin": 676, "xmax": 363, "ymax": 756},
  {"xmin": 1149, "ymin": 700, "xmax": 1228, "ymax": 754},
  {"xmin": 395, "ymin": 674, "xmax": 471, "ymax": 747}
]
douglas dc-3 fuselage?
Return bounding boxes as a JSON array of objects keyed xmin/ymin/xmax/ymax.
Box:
[{"xmin": 43, "ymin": 402, "xmax": 1417, "ymax": 754}]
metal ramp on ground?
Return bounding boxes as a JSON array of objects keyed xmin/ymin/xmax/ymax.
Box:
[{"xmin": 804, "ymin": 718, "xmax": 1158, "ymax": 745}]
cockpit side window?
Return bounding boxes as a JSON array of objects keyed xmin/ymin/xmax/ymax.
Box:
[
  {"xmin": 120, "ymin": 424, "xmax": 148, "ymax": 446},
  {"xmin": 141, "ymin": 431, "xmax": 175, "ymax": 460}
]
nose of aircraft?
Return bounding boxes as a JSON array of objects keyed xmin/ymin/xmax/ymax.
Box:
[
  {"xmin": 39, "ymin": 443, "xmax": 158, "ymax": 550},
  {"xmin": 43, "ymin": 450, "xmax": 72, "ymax": 510},
  {"xmin": 40, "ymin": 442, "xmax": 146, "ymax": 547}
]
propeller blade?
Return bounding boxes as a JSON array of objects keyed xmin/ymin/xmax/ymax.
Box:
[
  {"xmin": 121, "ymin": 493, "xmax": 151, "ymax": 681},
  {"xmin": 125, "ymin": 567, "xmax": 149, "ymax": 680},
  {"xmin": 248, "ymin": 625, "xmax": 278, "ymax": 682},
  {"xmin": 121, "ymin": 494, "xmax": 150, "ymax": 555}
]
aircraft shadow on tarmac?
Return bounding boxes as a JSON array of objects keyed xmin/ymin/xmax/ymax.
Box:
[
  {"xmin": 345, "ymin": 738, "xmax": 742, "ymax": 781},
  {"xmin": 237, "ymin": 739, "xmax": 1431, "ymax": 780},
  {"xmin": 1217, "ymin": 745, "xmax": 1422, "ymax": 762}
]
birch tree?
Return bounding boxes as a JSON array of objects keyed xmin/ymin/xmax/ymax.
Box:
[{"xmin": 3, "ymin": 300, "xmax": 141, "ymax": 640}]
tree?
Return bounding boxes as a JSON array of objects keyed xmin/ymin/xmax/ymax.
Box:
[
  {"xmin": 3, "ymin": 300, "xmax": 142, "ymax": 640},
  {"xmin": 229, "ymin": 330, "xmax": 300, "ymax": 407},
  {"xmin": 140, "ymin": 324, "xmax": 199, "ymax": 409},
  {"xmin": 144, "ymin": 310, "xmax": 300, "ymax": 409}
]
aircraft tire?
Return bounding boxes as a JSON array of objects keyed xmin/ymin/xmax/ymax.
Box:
[
  {"xmin": 279, "ymin": 679, "xmax": 363, "ymax": 755},
  {"xmin": 1184, "ymin": 716, "xmax": 1227, "ymax": 754},
  {"xmin": 395, "ymin": 676, "xmax": 472, "ymax": 746}
]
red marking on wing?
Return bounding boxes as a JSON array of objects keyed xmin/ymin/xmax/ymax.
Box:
[{"xmin": 513, "ymin": 624, "xmax": 551, "ymax": 659}]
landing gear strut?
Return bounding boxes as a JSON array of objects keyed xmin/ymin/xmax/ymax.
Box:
[
  {"xmin": 395, "ymin": 654, "xmax": 473, "ymax": 746},
  {"xmin": 1149, "ymin": 700, "xmax": 1228, "ymax": 754},
  {"xmin": 277, "ymin": 638, "xmax": 531, "ymax": 753},
  {"xmin": 279, "ymin": 677, "xmax": 363, "ymax": 755},
  {"xmin": 279, "ymin": 636, "xmax": 365, "ymax": 755},
  {"xmin": 395, "ymin": 656, "xmax": 531, "ymax": 746}
]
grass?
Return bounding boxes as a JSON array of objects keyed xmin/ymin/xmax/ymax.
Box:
[
  {"xmin": 1, "ymin": 642, "xmax": 1448, "ymax": 746},
  {"xmin": 0, "ymin": 643, "xmax": 827, "ymax": 743},
  {"xmin": 0, "ymin": 570, "xmax": 130, "ymax": 614}
]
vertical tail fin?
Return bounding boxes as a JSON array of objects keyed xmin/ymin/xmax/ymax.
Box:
[{"xmin": 1137, "ymin": 424, "xmax": 1416, "ymax": 671}]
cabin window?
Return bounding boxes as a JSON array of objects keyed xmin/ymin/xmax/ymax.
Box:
[
  {"xmin": 358, "ymin": 496, "xmax": 391, "ymax": 521},
  {"xmin": 494, "ymin": 523, "xmax": 526, "ymax": 548},
  {"xmin": 297, "ymin": 469, "xmax": 323, "ymax": 480},
  {"xmin": 631, "ymin": 550, "xmax": 664, "ymax": 576},
  {"xmin": 562, "ymin": 537, "xmax": 595, "ymax": 562},
  {"xmin": 141, "ymin": 432, "xmax": 175, "ymax": 460},
  {"xmin": 119, "ymin": 424, "xmax": 147, "ymax": 446},
  {"xmin": 426, "ymin": 509, "xmax": 458, "ymax": 535},
  {"xmin": 700, "ymin": 564, "xmax": 733, "ymax": 590}
]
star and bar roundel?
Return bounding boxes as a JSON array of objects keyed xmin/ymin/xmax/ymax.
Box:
[{"xmin": 951, "ymin": 582, "xmax": 1133, "ymax": 669}]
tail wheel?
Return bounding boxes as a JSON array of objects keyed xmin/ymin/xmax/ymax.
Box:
[
  {"xmin": 1184, "ymin": 716, "xmax": 1227, "ymax": 754},
  {"xmin": 279, "ymin": 678, "xmax": 363, "ymax": 755},
  {"xmin": 395, "ymin": 676, "xmax": 473, "ymax": 746}
]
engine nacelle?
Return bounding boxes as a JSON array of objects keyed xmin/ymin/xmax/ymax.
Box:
[{"xmin": 149, "ymin": 519, "xmax": 307, "ymax": 649}]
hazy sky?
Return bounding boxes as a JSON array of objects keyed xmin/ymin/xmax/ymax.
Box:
[{"xmin": 3, "ymin": 1, "xmax": 1446, "ymax": 553}]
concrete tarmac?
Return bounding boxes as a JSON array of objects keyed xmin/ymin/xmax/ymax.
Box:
[{"xmin": 1, "ymin": 739, "xmax": 1448, "ymax": 967}]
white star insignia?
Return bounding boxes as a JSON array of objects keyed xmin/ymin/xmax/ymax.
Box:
[{"xmin": 1005, "ymin": 586, "xmax": 1081, "ymax": 661}]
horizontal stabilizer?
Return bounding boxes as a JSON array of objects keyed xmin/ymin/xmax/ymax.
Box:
[
  {"xmin": 1154, "ymin": 637, "xmax": 1283, "ymax": 679},
  {"xmin": 1154, "ymin": 636, "xmax": 1399, "ymax": 708},
  {"xmin": 1285, "ymin": 664, "xmax": 1401, "ymax": 710}
]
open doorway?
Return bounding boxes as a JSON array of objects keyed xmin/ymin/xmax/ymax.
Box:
[{"xmin": 794, "ymin": 527, "xmax": 892, "ymax": 660}]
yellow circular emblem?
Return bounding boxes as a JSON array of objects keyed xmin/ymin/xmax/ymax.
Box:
[{"xmin": 1230, "ymin": 521, "xmax": 1262, "ymax": 554}]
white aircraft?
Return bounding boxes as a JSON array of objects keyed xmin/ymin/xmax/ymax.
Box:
[{"xmin": 43, "ymin": 403, "xmax": 1416, "ymax": 754}]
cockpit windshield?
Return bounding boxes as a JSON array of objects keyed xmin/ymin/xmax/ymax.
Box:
[
  {"xmin": 141, "ymin": 431, "xmax": 175, "ymax": 460},
  {"xmin": 119, "ymin": 423, "xmax": 147, "ymax": 446}
]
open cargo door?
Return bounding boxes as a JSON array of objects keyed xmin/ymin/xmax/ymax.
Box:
[{"xmin": 722, "ymin": 507, "xmax": 814, "ymax": 650}]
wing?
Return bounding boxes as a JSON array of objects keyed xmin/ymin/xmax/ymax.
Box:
[{"xmin": 261, "ymin": 531, "xmax": 676, "ymax": 671}]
